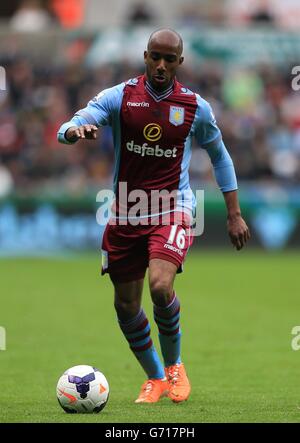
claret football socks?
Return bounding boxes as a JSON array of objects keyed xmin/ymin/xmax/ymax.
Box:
[
  {"xmin": 153, "ymin": 292, "xmax": 181, "ymax": 367},
  {"xmin": 117, "ymin": 309, "xmax": 165, "ymax": 380}
]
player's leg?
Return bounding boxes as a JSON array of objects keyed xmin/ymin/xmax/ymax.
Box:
[
  {"xmin": 101, "ymin": 223, "xmax": 167, "ymax": 403},
  {"xmin": 113, "ymin": 278, "xmax": 168, "ymax": 403},
  {"xmin": 148, "ymin": 259, "xmax": 182, "ymax": 369},
  {"xmin": 148, "ymin": 223, "xmax": 193, "ymax": 402},
  {"xmin": 113, "ymin": 278, "xmax": 144, "ymax": 321}
]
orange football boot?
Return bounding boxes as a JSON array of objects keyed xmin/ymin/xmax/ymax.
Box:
[
  {"xmin": 135, "ymin": 378, "xmax": 169, "ymax": 404},
  {"xmin": 165, "ymin": 363, "xmax": 191, "ymax": 403}
]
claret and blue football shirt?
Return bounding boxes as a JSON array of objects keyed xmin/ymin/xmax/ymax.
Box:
[{"xmin": 58, "ymin": 75, "xmax": 237, "ymax": 218}]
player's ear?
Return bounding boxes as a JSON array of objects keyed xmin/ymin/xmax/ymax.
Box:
[
  {"xmin": 179, "ymin": 56, "xmax": 184, "ymax": 65},
  {"xmin": 144, "ymin": 51, "xmax": 148, "ymax": 64}
]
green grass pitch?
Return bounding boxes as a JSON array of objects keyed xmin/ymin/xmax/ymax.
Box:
[{"xmin": 0, "ymin": 249, "xmax": 299, "ymax": 423}]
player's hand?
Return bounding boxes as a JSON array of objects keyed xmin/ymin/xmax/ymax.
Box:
[
  {"xmin": 66, "ymin": 125, "xmax": 98, "ymax": 142},
  {"xmin": 227, "ymin": 215, "xmax": 250, "ymax": 251}
]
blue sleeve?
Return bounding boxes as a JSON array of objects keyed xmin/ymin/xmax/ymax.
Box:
[
  {"xmin": 206, "ymin": 139, "xmax": 238, "ymax": 192},
  {"xmin": 193, "ymin": 95, "xmax": 237, "ymax": 192},
  {"xmin": 194, "ymin": 95, "xmax": 222, "ymax": 149},
  {"xmin": 57, "ymin": 82, "xmax": 125, "ymax": 144}
]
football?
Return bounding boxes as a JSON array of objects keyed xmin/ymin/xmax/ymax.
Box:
[{"xmin": 56, "ymin": 365, "xmax": 109, "ymax": 413}]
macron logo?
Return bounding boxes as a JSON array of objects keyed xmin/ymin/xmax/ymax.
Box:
[
  {"xmin": 127, "ymin": 101, "xmax": 150, "ymax": 107},
  {"xmin": 163, "ymin": 243, "xmax": 184, "ymax": 256}
]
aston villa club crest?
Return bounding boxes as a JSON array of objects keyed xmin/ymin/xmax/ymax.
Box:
[{"xmin": 169, "ymin": 106, "xmax": 185, "ymax": 126}]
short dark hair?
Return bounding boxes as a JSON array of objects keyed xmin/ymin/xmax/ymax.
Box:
[{"xmin": 147, "ymin": 28, "xmax": 183, "ymax": 55}]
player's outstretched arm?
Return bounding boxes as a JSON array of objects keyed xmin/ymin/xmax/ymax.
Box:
[
  {"xmin": 65, "ymin": 124, "xmax": 98, "ymax": 142},
  {"xmin": 58, "ymin": 82, "xmax": 125, "ymax": 144},
  {"xmin": 223, "ymin": 190, "xmax": 250, "ymax": 251}
]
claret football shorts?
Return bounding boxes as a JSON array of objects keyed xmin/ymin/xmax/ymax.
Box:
[{"xmin": 100, "ymin": 212, "xmax": 194, "ymax": 283}]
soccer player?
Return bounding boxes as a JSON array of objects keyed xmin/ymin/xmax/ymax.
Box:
[{"xmin": 57, "ymin": 29, "xmax": 250, "ymax": 404}]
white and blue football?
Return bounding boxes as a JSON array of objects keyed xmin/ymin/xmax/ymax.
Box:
[{"xmin": 56, "ymin": 365, "xmax": 109, "ymax": 413}]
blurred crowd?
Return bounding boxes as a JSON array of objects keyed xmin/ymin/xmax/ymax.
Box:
[
  {"xmin": 0, "ymin": 52, "xmax": 300, "ymax": 196},
  {"xmin": 0, "ymin": 1, "xmax": 300, "ymax": 196},
  {"xmin": 4, "ymin": 0, "xmax": 300, "ymax": 31}
]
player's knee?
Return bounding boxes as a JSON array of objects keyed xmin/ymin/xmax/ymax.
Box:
[
  {"xmin": 150, "ymin": 278, "xmax": 173, "ymax": 307},
  {"xmin": 114, "ymin": 299, "xmax": 140, "ymax": 321}
]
